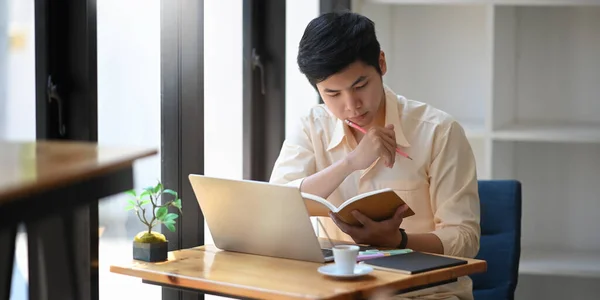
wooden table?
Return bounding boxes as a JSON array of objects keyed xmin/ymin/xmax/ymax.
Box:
[
  {"xmin": 0, "ymin": 140, "xmax": 156, "ymax": 300},
  {"xmin": 110, "ymin": 243, "xmax": 487, "ymax": 300}
]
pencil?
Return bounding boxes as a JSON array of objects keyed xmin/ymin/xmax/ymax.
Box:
[{"xmin": 344, "ymin": 119, "xmax": 413, "ymax": 161}]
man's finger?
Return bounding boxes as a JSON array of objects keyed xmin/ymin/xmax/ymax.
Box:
[
  {"xmin": 378, "ymin": 132, "xmax": 396, "ymax": 167},
  {"xmin": 382, "ymin": 124, "xmax": 396, "ymax": 140},
  {"xmin": 351, "ymin": 210, "xmax": 375, "ymax": 227},
  {"xmin": 330, "ymin": 212, "xmax": 353, "ymax": 234},
  {"xmin": 394, "ymin": 204, "xmax": 409, "ymax": 220},
  {"xmin": 376, "ymin": 135, "xmax": 395, "ymax": 167},
  {"xmin": 379, "ymin": 130, "xmax": 397, "ymax": 149}
]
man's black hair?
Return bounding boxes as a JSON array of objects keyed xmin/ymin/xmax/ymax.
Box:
[{"xmin": 297, "ymin": 11, "xmax": 382, "ymax": 86}]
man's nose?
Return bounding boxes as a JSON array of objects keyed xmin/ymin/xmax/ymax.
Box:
[{"xmin": 345, "ymin": 93, "xmax": 362, "ymax": 111}]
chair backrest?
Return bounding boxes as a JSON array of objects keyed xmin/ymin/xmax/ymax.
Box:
[{"xmin": 471, "ymin": 180, "xmax": 522, "ymax": 300}]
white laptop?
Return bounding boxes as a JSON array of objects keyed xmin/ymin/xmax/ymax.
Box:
[{"xmin": 188, "ymin": 174, "xmax": 349, "ymax": 263}]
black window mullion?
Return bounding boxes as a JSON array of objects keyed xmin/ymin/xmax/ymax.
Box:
[
  {"xmin": 161, "ymin": 0, "xmax": 205, "ymax": 299},
  {"xmin": 34, "ymin": 0, "xmax": 99, "ymax": 300},
  {"xmin": 320, "ymin": 0, "xmax": 351, "ymax": 17},
  {"xmin": 243, "ymin": 0, "xmax": 286, "ymax": 182}
]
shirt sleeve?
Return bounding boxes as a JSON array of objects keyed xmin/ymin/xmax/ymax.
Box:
[
  {"xmin": 268, "ymin": 117, "xmax": 316, "ymax": 189},
  {"xmin": 428, "ymin": 121, "xmax": 481, "ymax": 258}
]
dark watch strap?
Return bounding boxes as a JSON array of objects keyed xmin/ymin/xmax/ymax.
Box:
[{"xmin": 398, "ymin": 228, "xmax": 408, "ymax": 249}]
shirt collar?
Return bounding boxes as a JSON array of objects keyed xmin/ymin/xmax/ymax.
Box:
[{"xmin": 326, "ymin": 86, "xmax": 411, "ymax": 151}]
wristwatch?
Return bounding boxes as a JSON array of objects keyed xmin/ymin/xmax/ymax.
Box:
[{"xmin": 397, "ymin": 228, "xmax": 408, "ymax": 249}]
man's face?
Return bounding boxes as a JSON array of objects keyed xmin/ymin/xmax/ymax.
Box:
[{"xmin": 315, "ymin": 52, "xmax": 387, "ymax": 128}]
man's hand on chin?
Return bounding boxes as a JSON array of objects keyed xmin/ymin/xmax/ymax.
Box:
[{"xmin": 329, "ymin": 204, "xmax": 408, "ymax": 248}]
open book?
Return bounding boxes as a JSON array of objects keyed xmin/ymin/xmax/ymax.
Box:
[{"xmin": 301, "ymin": 188, "xmax": 415, "ymax": 226}]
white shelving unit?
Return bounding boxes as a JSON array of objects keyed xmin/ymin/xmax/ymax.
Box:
[{"xmin": 352, "ymin": 0, "xmax": 600, "ymax": 298}]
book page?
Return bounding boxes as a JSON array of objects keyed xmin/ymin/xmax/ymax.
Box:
[
  {"xmin": 335, "ymin": 189, "xmax": 415, "ymax": 226},
  {"xmin": 301, "ymin": 193, "xmax": 337, "ymax": 217},
  {"xmin": 340, "ymin": 188, "xmax": 394, "ymax": 210}
]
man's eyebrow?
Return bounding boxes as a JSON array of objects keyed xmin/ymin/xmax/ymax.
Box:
[{"xmin": 323, "ymin": 76, "xmax": 368, "ymax": 93}]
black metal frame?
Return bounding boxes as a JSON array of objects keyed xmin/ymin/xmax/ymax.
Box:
[
  {"xmin": 35, "ymin": 0, "xmax": 98, "ymax": 141},
  {"xmin": 320, "ymin": 0, "xmax": 351, "ymax": 15},
  {"xmin": 243, "ymin": 0, "xmax": 286, "ymax": 181},
  {"xmin": 0, "ymin": 226, "xmax": 16, "ymax": 300},
  {"xmin": 161, "ymin": 0, "xmax": 205, "ymax": 299},
  {"xmin": 33, "ymin": 0, "xmax": 100, "ymax": 299}
]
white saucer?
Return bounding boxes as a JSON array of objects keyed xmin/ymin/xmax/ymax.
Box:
[{"xmin": 317, "ymin": 264, "xmax": 373, "ymax": 278}]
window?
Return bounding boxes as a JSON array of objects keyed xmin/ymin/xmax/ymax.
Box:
[
  {"xmin": 1, "ymin": 1, "xmax": 35, "ymax": 299},
  {"xmin": 96, "ymin": 0, "xmax": 161, "ymax": 299},
  {"xmin": 204, "ymin": 0, "xmax": 243, "ymax": 248}
]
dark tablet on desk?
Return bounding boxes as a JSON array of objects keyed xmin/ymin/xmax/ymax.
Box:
[{"xmin": 362, "ymin": 251, "xmax": 468, "ymax": 274}]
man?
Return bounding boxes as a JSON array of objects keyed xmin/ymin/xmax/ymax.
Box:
[{"xmin": 269, "ymin": 11, "xmax": 480, "ymax": 300}]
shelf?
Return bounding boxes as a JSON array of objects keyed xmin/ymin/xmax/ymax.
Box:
[
  {"xmin": 520, "ymin": 249, "xmax": 600, "ymax": 278},
  {"xmin": 492, "ymin": 123, "xmax": 600, "ymax": 143},
  {"xmin": 353, "ymin": 0, "xmax": 600, "ymax": 297},
  {"xmin": 367, "ymin": 0, "xmax": 600, "ymax": 5}
]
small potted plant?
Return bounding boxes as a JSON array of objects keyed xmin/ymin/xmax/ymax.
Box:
[{"xmin": 124, "ymin": 180, "xmax": 182, "ymax": 262}]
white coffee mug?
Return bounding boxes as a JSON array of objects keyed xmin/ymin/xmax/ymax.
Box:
[{"xmin": 332, "ymin": 245, "xmax": 359, "ymax": 274}]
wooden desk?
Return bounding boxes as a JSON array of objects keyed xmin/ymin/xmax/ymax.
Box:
[
  {"xmin": 110, "ymin": 244, "xmax": 487, "ymax": 300},
  {"xmin": 0, "ymin": 140, "xmax": 156, "ymax": 300}
]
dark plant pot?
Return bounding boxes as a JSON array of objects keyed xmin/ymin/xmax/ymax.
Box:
[{"xmin": 133, "ymin": 241, "xmax": 168, "ymax": 262}]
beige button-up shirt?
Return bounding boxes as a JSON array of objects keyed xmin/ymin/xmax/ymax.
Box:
[{"xmin": 269, "ymin": 85, "xmax": 480, "ymax": 300}]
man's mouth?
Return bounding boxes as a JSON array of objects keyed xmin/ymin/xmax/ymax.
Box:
[{"xmin": 350, "ymin": 112, "xmax": 368, "ymax": 121}]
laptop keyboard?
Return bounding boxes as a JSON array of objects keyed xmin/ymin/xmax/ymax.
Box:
[{"xmin": 321, "ymin": 245, "xmax": 375, "ymax": 258}]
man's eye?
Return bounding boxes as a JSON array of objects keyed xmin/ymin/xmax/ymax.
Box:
[
  {"xmin": 356, "ymin": 82, "xmax": 368, "ymax": 89},
  {"xmin": 327, "ymin": 93, "xmax": 340, "ymax": 98}
]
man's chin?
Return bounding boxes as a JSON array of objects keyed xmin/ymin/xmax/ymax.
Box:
[
  {"xmin": 348, "ymin": 113, "xmax": 371, "ymax": 125},
  {"xmin": 353, "ymin": 118, "xmax": 376, "ymax": 129}
]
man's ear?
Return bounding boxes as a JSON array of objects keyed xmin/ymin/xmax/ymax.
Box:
[{"xmin": 379, "ymin": 51, "xmax": 387, "ymax": 76}]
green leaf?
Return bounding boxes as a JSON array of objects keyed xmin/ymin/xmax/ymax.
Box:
[
  {"xmin": 140, "ymin": 190, "xmax": 151, "ymax": 200},
  {"xmin": 162, "ymin": 219, "xmax": 175, "ymax": 226},
  {"xmin": 156, "ymin": 207, "xmax": 168, "ymax": 220},
  {"xmin": 154, "ymin": 182, "xmax": 163, "ymax": 194},
  {"xmin": 124, "ymin": 204, "xmax": 135, "ymax": 211},
  {"xmin": 125, "ymin": 189, "xmax": 137, "ymax": 197},
  {"xmin": 127, "ymin": 198, "xmax": 137, "ymax": 207},
  {"xmin": 163, "ymin": 189, "xmax": 177, "ymax": 197},
  {"xmin": 164, "ymin": 213, "xmax": 179, "ymax": 221},
  {"xmin": 140, "ymin": 199, "xmax": 151, "ymax": 206},
  {"xmin": 171, "ymin": 199, "xmax": 182, "ymax": 209},
  {"xmin": 165, "ymin": 223, "xmax": 176, "ymax": 232}
]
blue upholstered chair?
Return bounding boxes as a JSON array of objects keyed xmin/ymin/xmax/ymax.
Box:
[{"xmin": 471, "ymin": 180, "xmax": 522, "ymax": 300}]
